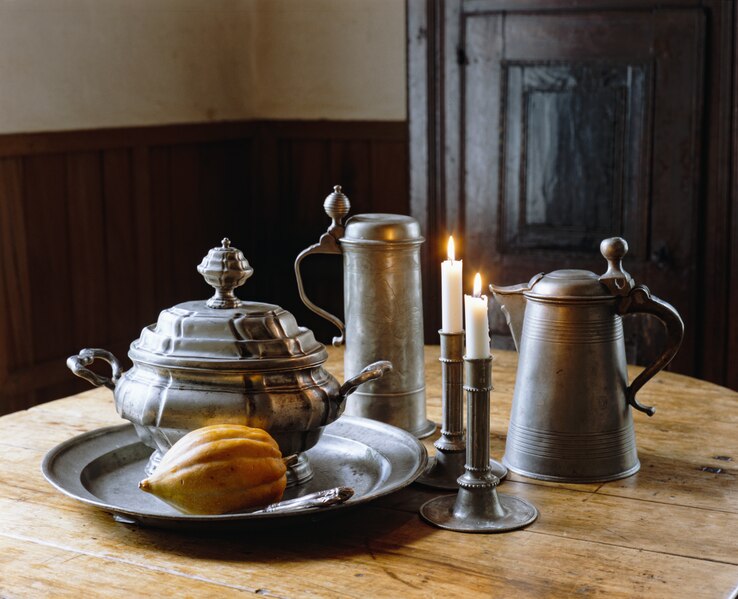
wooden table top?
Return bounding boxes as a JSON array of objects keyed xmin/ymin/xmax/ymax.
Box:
[{"xmin": 1, "ymin": 347, "xmax": 737, "ymax": 598}]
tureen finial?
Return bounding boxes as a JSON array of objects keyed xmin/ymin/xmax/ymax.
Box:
[{"xmin": 197, "ymin": 239, "xmax": 253, "ymax": 308}]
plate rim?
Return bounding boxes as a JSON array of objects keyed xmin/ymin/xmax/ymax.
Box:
[{"xmin": 41, "ymin": 416, "xmax": 428, "ymax": 524}]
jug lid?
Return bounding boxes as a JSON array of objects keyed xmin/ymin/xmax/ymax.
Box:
[
  {"xmin": 526, "ymin": 238, "xmax": 635, "ymax": 300},
  {"xmin": 129, "ymin": 238, "xmax": 326, "ymax": 370}
]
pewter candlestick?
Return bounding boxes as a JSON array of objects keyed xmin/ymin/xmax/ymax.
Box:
[
  {"xmin": 417, "ymin": 332, "xmax": 507, "ymax": 488},
  {"xmin": 419, "ymin": 356, "xmax": 538, "ymax": 532}
]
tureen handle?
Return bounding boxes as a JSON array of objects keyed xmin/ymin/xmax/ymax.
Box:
[
  {"xmin": 66, "ymin": 348, "xmax": 122, "ymax": 391},
  {"xmin": 339, "ymin": 361, "xmax": 393, "ymax": 399}
]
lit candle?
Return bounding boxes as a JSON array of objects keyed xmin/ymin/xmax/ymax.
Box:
[
  {"xmin": 464, "ymin": 273, "xmax": 490, "ymax": 358},
  {"xmin": 441, "ymin": 235, "xmax": 463, "ymax": 332}
]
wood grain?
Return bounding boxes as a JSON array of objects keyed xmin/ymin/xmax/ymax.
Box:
[{"xmin": 1, "ymin": 347, "xmax": 734, "ymax": 597}]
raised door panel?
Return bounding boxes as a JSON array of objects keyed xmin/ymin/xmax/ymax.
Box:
[{"xmin": 460, "ymin": 10, "xmax": 704, "ymax": 372}]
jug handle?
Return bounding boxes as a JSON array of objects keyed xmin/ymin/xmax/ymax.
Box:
[
  {"xmin": 619, "ymin": 285, "xmax": 685, "ymax": 416},
  {"xmin": 66, "ymin": 348, "xmax": 122, "ymax": 391},
  {"xmin": 294, "ymin": 231, "xmax": 346, "ymax": 346}
]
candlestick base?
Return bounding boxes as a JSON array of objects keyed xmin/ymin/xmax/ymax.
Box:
[
  {"xmin": 417, "ymin": 451, "xmax": 508, "ymax": 489},
  {"xmin": 419, "ymin": 484, "xmax": 538, "ymax": 533}
]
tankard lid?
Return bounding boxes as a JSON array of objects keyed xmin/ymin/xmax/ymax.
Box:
[{"xmin": 342, "ymin": 213, "xmax": 424, "ymax": 245}]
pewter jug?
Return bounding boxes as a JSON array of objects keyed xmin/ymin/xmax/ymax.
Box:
[
  {"xmin": 295, "ymin": 186, "xmax": 435, "ymax": 438},
  {"xmin": 490, "ymin": 238, "xmax": 684, "ymax": 483}
]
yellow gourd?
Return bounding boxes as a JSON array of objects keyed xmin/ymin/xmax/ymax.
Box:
[{"xmin": 138, "ymin": 424, "xmax": 287, "ymax": 515}]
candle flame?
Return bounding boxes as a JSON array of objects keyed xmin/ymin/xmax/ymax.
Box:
[
  {"xmin": 473, "ymin": 273, "xmax": 482, "ymax": 298},
  {"xmin": 447, "ymin": 235, "xmax": 455, "ymax": 261}
]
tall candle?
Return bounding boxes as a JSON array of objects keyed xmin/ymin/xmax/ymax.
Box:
[
  {"xmin": 441, "ymin": 235, "xmax": 463, "ymax": 332},
  {"xmin": 464, "ymin": 273, "xmax": 490, "ymax": 358}
]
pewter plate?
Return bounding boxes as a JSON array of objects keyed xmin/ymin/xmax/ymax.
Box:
[{"xmin": 42, "ymin": 416, "xmax": 427, "ymax": 530}]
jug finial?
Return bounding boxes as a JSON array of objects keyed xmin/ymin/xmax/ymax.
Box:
[{"xmin": 599, "ymin": 237, "xmax": 634, "ymax": 296}]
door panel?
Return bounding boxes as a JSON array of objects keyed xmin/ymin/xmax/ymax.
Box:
[{"xmin": 460, "ymin": 10, "xmax": 704, "ymax": 372}]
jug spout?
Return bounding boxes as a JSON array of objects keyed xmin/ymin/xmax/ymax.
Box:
[{"xmin": 489, "ymin": 274, "xmax": 543, "ymax": 351}]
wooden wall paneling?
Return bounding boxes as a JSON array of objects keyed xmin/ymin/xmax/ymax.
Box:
[
  {"xmin": 0, "ymin": 120, "xmax": 408, "ymax": 414},
  {"xmin": 250, "ymin": 126, "xmax": 279, "ymax": 302},
  {"xmin": 66, "ymin": 152, "xmax": 107, "ymax": 351},
  {"xmin": 422, "ymin": 4, "xmax": 709, "ymax": 375},
  {"xmin": 700, "ymin": 1, "xmax": 734, "ymax": 385},
  {"xmin": 276, "ymin": 138, "xmax": 338, "ymax": 342},
  {"xmin": 23, "ymin": 154, "xmax": 79, "ymax": 405},
  {"xmin": 227, "ymin": 139, "xmax": 259, "ymax": 269},
  {"xmin": 168, "ymin": 144, "xmax": 202, "ymax": 302},
  {"xmin": 645, "ymin": 11, "xmax": 704, "ymax": 375},
  {"xmin": 283, "ymin": 139, "xmax": 332, "ymax": 247},
  {"xmin": 62, "ymin": 151, "xmax": 114, "ymax": 403},
  {"xmin": 0, "ymin": 122, "xmax": 258, "ymax": 159},
  {"xmin": 102, "ymin": 149, "xmax": 139, "ymax": 350},
  {"xmin": 132, "ymin": 146, "xmax": 157, "ymax": 327},
  {"xmin": 729, "ymin": 5, "xmax": 738, "ymax": 391},
  {"xmin": 408, "ymin": 0, "xmax": 440, "ymax": 340},
  {"xmin": 149, "ymin": 146, "xmax": 174, "ymax": 311},
  {"xmin": 197, "ymin": 140, "xmax": 251, "ymax": 273},
  {"xmin": 23, "ymin": 155, "xmax": 73, "ymax": 367},
  {"xmin": 460, "ymin": 10, "xmax": 503, "ymax": 288},
  {"xmin": 252, "ymin": 126, "xmax": 276, "ymax": 222},
  {"xmin": 0, "ymin": 158, "xmax": 34, "ymax": 411},
  {"xmin": 369, "ymin": 140, "xmax": 410, "ymax": 214},
  {"xmin": 464, "ymin": 0, "xmax": 700, "ymax": 8},
  {"xmin": 0, "ymin": 162, "xmax": 14, "ymax": 398},
  {"xmin": 330, "ymin": 140, "xmax": 372, "ymax": 214}
]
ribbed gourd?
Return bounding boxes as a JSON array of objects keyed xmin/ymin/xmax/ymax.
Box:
[{"xmin": 138, "ymin": 424, "xmax": 287, "ymax": 515}]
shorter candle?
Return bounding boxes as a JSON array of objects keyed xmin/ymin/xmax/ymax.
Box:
[
  {"xmin": 441, "ymin": 235, "xmax": 463, "ymax": 332},
  {"xmin": 464, "ymin": 273, "xmax": 490, "ymax": 358}
]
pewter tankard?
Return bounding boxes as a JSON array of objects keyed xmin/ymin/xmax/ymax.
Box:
[
  {"xmin": 490, "ymin": 238, "xmax": 684, "ymax": 482},
  {"xmin": 295, "ymin": 186, "xmax": 435, "ymax": 438}
]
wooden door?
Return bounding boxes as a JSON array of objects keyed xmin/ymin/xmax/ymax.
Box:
[{"xmin": 408, "ymin": 0, "xmax": 738, "ymax": 382}]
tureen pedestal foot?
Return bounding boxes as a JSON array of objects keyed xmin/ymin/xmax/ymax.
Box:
[
  {"xmin": 285, "ymin": 453, "xmax": 314, "ymax": 487},
  {"xmin": 145, "ymin": 451, "xmax": 163, "ymax": 477}
]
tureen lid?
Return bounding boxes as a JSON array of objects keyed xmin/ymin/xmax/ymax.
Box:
[
  {"xmin": 526, "ymin": 237, "xmax": 635, "ymax": 300},
  {"xmin": 129, "ymin": 239, "xmax": 326, "ymax": 370}
]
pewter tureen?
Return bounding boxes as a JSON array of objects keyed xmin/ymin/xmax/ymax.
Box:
[{"xmin": 67, "ymin": 239, "xmax": 391, "ymax": 482}]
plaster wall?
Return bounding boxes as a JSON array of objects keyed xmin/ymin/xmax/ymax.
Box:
[{"xmin": 0, "ymin": 0, "xmax": 405, "ymax": 134}]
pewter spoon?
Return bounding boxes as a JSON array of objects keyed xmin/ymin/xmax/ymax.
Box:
[{"xmin": 246, "ymin": 486, "xmax": 354, "ymax": 514}]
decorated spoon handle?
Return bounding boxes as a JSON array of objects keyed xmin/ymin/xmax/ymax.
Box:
[{"xmin": 251, "ymin": 486, "xmax": 355, "ymax": 514}]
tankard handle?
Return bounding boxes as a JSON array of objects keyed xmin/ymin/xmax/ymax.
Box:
[
  {"xmin": 66, "ymin": 348, "xmax": 122, "ymax": 391},
  {"xmin": 294, "ymin": 232, "xmax": 346, "ymax": 346},
  {"xmin": 619, "ymin": 286, "xmax": 685, "ymax": 416}
]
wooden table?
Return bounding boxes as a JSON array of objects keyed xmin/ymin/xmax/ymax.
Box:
[{"xmin": 1, "ymin": 347, "xmax": 737, "ymax": 598}]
